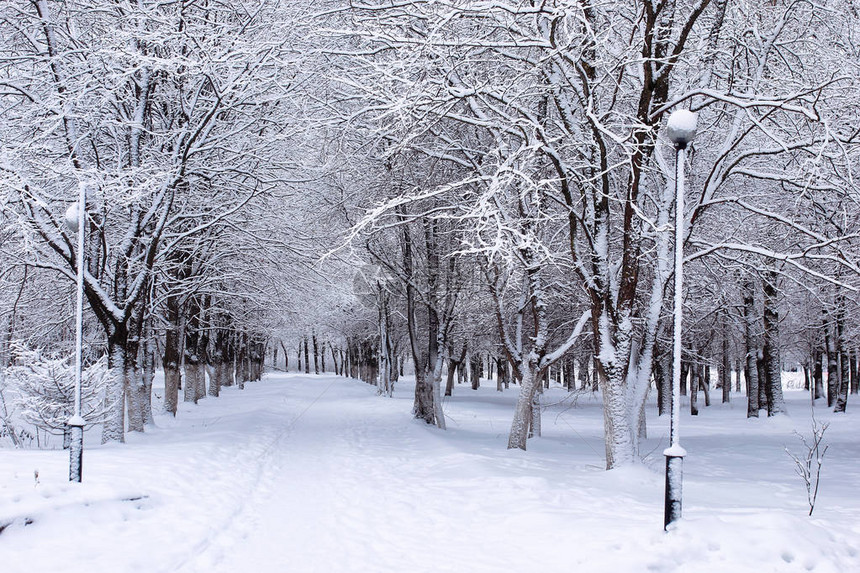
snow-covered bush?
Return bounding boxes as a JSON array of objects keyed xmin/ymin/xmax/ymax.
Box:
[
  {"xmin": 4, "ymin": 345, "xmax": 113, "ymax": 441},
  {"xmin": 0, "ymin": 370, "xmax": 34, "ymax": 447}
]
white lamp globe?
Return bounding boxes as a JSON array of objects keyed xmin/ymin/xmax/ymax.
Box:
[
  {"xmin": 64, "ymin": 202, "xmax": 81, "ymax": 232},
  {"xmin": 666, "ymin": 109, "xmax": 697, "ymax": 149}
]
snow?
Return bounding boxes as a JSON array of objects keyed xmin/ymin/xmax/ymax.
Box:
[
  {"xmin": 2, "ymin": 372, "xmax": 859, "ymax": 572},
  {"xmin": 666, "ymin": 109, "xmax": 698, "ymax": 146},
  {"xmin": 663, "ymin": 444, "xmax": 688, "ymax": 457}
]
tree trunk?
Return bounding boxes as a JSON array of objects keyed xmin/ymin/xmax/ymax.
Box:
[
  {"xmin": 757, "ymin": 353, "xmax": 768, "ymax": 413},
  {"xmin": 431, "ymin": 345, "xmax": 446, "ymax": 430},
  {"xmin": 529, "ymin": 385, "xmax": 541, "ymax": 438},
  {"xmin": 599, "ymin": 355, "xmax": 635, "ymax": 468},
  {"xmin": 445, "ymin": 359, "xmax": 457, "ymax": 397},
  {"xmin": 721, "ymin": 318, "xmax": 731, "ymax": 403},
  {"xmin": 312, "ymin": 333, "xmax": 320, "ymax": 375},
  {"xmin": 221, "ymin": 333, "xmax": 235, "ymax": 388},
  {"xmin": 744, "ymin": 280, "xmax": 759, "ymax": 418},
  {"xmin": 163, "ymin": 295, "xmax": 182, "ymax": 416},
  {"xmin": 124, "ymin": 317, "xmax": 146, "ymax": 433},
  {"xmin": 813, "ymin": 349, "xmax": 824, "ymax": 400},
  {"xmin": 735, "ymin": 359, "xmax": 742, "ymax": 392},
  {"xmin": 184, "ymin": 360, "xmax": 203, "ymax": 404},
  {"xmin": 680, "ymin": 362, "xmax": 688, "ymax": 396},
  {"xmin": 209, "ymin": 328, "xmax": 229, "ymax": 397},
  {"xmin": 762, "ymin": 271, "xmax": 786, "ymax": 415},
  {"xmin": 508, "ymin": 365, "xmax": 539, "ymax": 449},
  {"xmin": 237, "ymin": 334, "xmax": 249, "ymax": 389},
  {"xmin": 850, "ymin": 350, "xmax": 858, "ymax": 395},
  {"xmin": 690, "ymin": 362, "xmax": 699, "ymax": 416},
  {"xmin": 823, "ymin": 316, "xmax": 838, "ymax": 407},
  {"xmin": 423, "ymin": 217, "xmax": 445, "ymax": 429},
  {"xmin": 141, "ymin": 318, "xmax": 155, "ymax": 425},
  {"xmin": 834, "ymin": 352, "xmax": 849, "ymax": 413},
  {"xmin": 578, "ymin": 354, "xmax": 589, "ymax": 391},
  {"xmin": 103, "ymin": 331, "xmax": 127, "ymax": 443},
  {"xmin": 445, "ymin": 344, "xmax": 466, "ymax": 397},
  {"xmin": 654, "ymin": 351, "xmax": 670, "ymax": 416},
  {"xmin": 401, "ymin": 213, "xmax": 435, "ymax": 425},
  {"xmin": 834, "ymin": 296, "xmax": 849, "ymax": 413},
  {"xmin": 183, "ymin": 297, "xmax": 205, "ymax": 404}
]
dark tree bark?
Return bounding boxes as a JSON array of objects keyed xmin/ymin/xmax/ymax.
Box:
[
  {"xmin": 401, "ymin": 214, "xmax": 435, "ymax": 425},
  {"xmin": 757, "ymin": 353, "xmax": 768, "ymax": 413},
  {"xmin": 312, "ymin": 333, "xmax": 320, "ymax": 375},
  {"xmin": 813, "ymin": 349, "xmax": 824, "ymax": 400},
  {"xmin": 141, "ymin": 317, "xmax": 155, "ymax": 425},
  {"xmin": 497, "ymin": 356, "xmax": 509, "ymax": 390},
  {"xmin": 577, "ymin": 354, "xmax": 589, "ymax": 391},
  {"xmin": 654, "ymin": 350, "xmax": 670, "ymax": 416},
  {"xmin": 680, "ymin": 361, "xmax": 689, "ymax": 397},
  {"xmin": 850, "ymin": 350, "xmax": 858, "ymax": 395},
  {"xmin": 236, "ymin": 333, "xmax": 249, "ymax": 389},
  {"xmin": 445, "ymin": 344, "xmax": 467, "ymax": 397},
  {"xmin": 721, "ymin": 315, "xmax": 731, "ymax": 403},
  {"xmin": 849, "ymin": 350, "xmax": 858, "ymax": 394},
  {"xmin": 470, "ymin": 355, "xmax": 481, "ymax": 390},
  {"xmin": 824, "ymin": 318, "xmax": 838, "ymax": 407},
  {"xmin": 208, "ymin": 328, "xmax": 227, "ymax": 397},
  {"xmin": 735, "ymin": 359, "xmax": 742, "ymax": 392},
  {"xmin": 280, "ymin": 340, "xmax": 289, "ymax": 372},
  {"xmin": 183, "ymin": 296, "xmax": 204, "ymax": 404},
  {"xmin": 744, "ymin": 280, "xmax": 759, "ymax": 418},
  {"xmin": 761, "ymin": 271, "xmax": 786, "ymax": 415},
  {"xmin": 834, "ymin": 296, "xmax": 849, "ymax": 413},
  {"xmin": 330, "ymin": 344, "xmax": 339, "ymax": 376},
  {"xmin": 125, "ymin": 309, "xmax": 146, "ymax": 433},
  {"xmin": 163, "ymin": 293, "xmax": 182, "ymax": 416},
  {"xmin": 689, "ymin": 362, "xmax": 699, "ymax": 416}
]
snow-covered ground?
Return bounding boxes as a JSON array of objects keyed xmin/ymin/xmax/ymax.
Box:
[{"xmin": 1, "ymin": 372, "xmax": 859, "ymax": 573}]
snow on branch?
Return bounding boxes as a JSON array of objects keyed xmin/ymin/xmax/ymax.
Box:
[
  {"xmin": 652, "ymin": 85, "xmax": 836, "ymax": 122},
  {"xmin": 687, "ymin": 241, "xmax": 860, "ymax": 291},
  {"xmin": 540, "ymin": 309, "xmax": 590, "ymax": 369}
]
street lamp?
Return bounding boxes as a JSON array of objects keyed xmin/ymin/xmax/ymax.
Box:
[
  {"xmin": 64, "ymin": 183, "xmax": 87, "ymax": 483},
  {"xmin": 664, "ymin": 109, "xmax": 696, "ymax": 530}
]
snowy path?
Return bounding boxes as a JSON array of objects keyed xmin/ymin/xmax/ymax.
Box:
[
  {"xmin": 2, "ymin": 373, "xmax": 860, "ymax": 573},
  {"xmin": 187, "ymin": 376, "xmax": 592, "ymax": 573}
]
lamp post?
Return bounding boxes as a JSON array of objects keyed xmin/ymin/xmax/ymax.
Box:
[
  {"xmin": 64, "ymin": 183, "xmax": 86, "ymax": 483},
  {"xmin": 664, "ymin": 109, "xmax": 697, "ymax": 530}
]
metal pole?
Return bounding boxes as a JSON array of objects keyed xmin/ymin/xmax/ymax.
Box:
[
  {"xmin": 69, "ymin": 183, "xmax": 86, "ymax": 482},
  {"xmin": 664, "ymin": 143, "xmax": 687, "ymax": 529}
]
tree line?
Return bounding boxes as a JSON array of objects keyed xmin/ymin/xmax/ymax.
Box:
[{"xmin": 1, "ymin": 1, "xmax": 859, "ymax": 468}]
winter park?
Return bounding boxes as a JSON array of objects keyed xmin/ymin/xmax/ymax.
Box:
[{"xmin": 2, "ymin": 1, "xmax": 860, "ymax": 572}]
